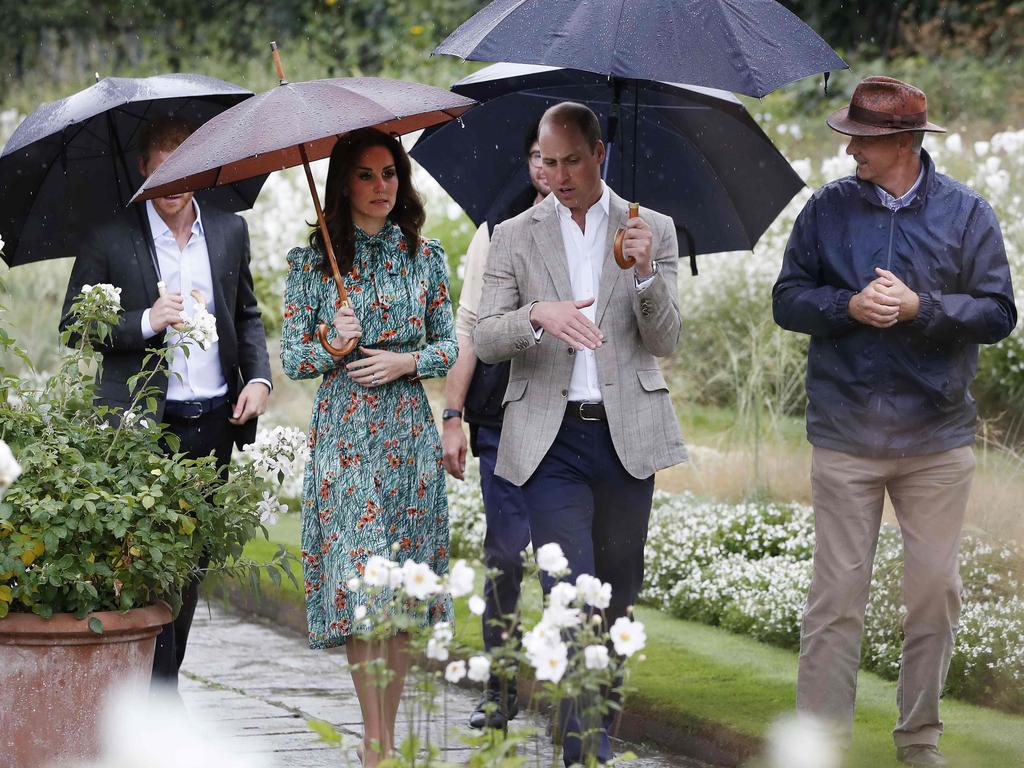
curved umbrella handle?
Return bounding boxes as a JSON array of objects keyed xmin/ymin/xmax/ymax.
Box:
[
  {"xmin": 613, "ymin": 202, "xmax": 640, "ymax": 270},
  {"xmin": 317, "ymin": 314, "xmax": 359, "ymax": 359}
]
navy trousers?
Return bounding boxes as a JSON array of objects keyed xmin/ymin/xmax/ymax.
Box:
[
  {"xmin": 520, "ymin": 414, "xmax": 655, "ymax": 765},
  {"xmin": 152, "ymin": 403, "xmax": 234, "ymax": 688},
  {"xmin": 476, "ymin": 424, "xmax": 532, "ymax": 673}
]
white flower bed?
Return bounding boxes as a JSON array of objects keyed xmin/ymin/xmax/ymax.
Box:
[{"xmin": 447, "ymin": 475, "xmax": 1024, "ymax": 713}]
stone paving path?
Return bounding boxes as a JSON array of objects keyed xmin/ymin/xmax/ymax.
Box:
[{"xmin": 180, "ymin": 603, "xmax": 715, "ymax": 768}]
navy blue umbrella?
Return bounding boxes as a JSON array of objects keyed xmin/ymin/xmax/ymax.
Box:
[
  {"xmin": 434, "ymin": 0, "xmax": 847, "ymax": 98},
  {"xmin": 411, "ymin": 63, "xmax": 804, "ymax": 273},
  {"xmin": 0, "ymin": 73, "xmax": 267, "ymax": 267}
]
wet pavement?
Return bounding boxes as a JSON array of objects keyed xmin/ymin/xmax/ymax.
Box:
[{"xmin": 180, "ymin": 603, "xmax": 716, "ymax": 768}]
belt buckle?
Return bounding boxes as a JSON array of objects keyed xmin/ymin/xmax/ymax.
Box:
[
  {"xmin": 181, "ymin": 400, "xmax": 204, "ymax": 419},
  {"xmin": 579, "ymin": 401, "xmax": 601, "ymax": 421}
]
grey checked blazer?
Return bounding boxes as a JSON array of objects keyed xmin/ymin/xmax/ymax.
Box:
[{"xmin": 473, "ymin": 189, "xmax": 688, "ymax": 485}]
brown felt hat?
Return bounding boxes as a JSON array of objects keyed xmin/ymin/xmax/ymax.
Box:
[{"xmin": 827, "ymin": 76, "xmax": 945, "ymax": 136}]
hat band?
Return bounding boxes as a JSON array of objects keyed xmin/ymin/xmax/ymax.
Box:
[{"xmin": 848, "ymin": 103, "xmax": 927, "ymax": 129}]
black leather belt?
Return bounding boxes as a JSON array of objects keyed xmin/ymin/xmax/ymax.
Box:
[
  {"xmin": 565, "ymin": 400, "xmax": 606, "ymax": 421},
  {"xmin": 164, "ymin": 394, "xmax": 230, "ymax": 420}
]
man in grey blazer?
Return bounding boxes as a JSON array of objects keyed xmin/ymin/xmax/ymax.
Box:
[
  {"xmin": 61, "ymin": 117, "xmax": 272, "ymax": 688},
  {"xmin": 473, "ymin": 102, "xmax": 687, "ymax": 764}
]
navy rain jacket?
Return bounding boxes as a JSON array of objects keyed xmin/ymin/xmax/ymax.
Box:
[{"xmin": 773, "ymin": 150, "xmax": 1017, "ymax": 458}]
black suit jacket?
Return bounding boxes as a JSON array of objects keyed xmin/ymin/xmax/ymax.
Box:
[{"xmin": 60, "ymin": 203, "xmax": 272, "ymax": 448}]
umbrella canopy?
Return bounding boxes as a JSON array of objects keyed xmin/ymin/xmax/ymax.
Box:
[
  {"xmin": 134, "ymin": 77, "xmax": 476, "ymax": 200},
  {"xmin": 411, "ymin": 63, "xmax": 804, "ymax": 267},
  {"xmin": 133, "ymin": 46, "xmax": 476, "ymax": 359},
  {"xmin": 434, "ymin": 0, "xmax": 847, "ymax": 98},
  {"xmin": 0, "ymin": 73, "xmax": 265, "ymax": 267}
]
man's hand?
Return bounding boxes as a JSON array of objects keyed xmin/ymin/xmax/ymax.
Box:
[
  {"xmin": 529, "ymin": 298, "xmax": 604, "ymax": 350},
  {"xmin": 848, "ymin": 277, "xmax": 901, "ymax": 328},
  {"xmin": 149, "ymin": 293, "xmax": 185, "ymax": 333},
  {"xmin": 333, "ymin": 305, "xmax": 362, "ymax": 344},
  {"xmin": 442, "ymin": 418, "xmax": 468, "ymax": 480},
  {"xmin": 622, "ymin": 217, "xmax": 654, "ymax": 277},
  {"xmin": 229, "ymin": 381, "xmax": 270, "ymax": 425},
  {"xmin": 873, "ymin": 268, "xmax": 920, "ymax": 322}
]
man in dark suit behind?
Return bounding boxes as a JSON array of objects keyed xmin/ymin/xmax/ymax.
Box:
[{"xmin": 60, "ymin": 117, "xmax": 272, "ymax": 687}]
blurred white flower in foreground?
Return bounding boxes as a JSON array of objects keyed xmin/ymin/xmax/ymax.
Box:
[
  {"xmin": 468, "ymin": 594, "xmax": 486, "ymax": 616},
  {"xmin": 446, "ymin": 559, "xmax": 475, "ymax": 598},
  {"xmin": 402, "ymin": 559, "xmax": 440, "ymax": 600},
  {"xmin": 584, "ymin": 644, "xmax": 610, "ymax": 670},
  {"xmin": 445, "ymin": 660, "xmax": 466, "ymax": 683},
  {"xmin": 78, "ymin": 682, "xmax": 269, "ymax": 768},
  {"xmin": 765, "ymin": 715, "xmax": 841, "ymax": 768},
  {"xmin": 467, "ymin": 655, "xmax": 491, "ymax": 683},
  {"xmin": 535, "ymin": 542, "xmax": 569, "ymax": 574},
  {"xmin": 0, "ymin": 438, "xmax": 22, "ymax": 493}
]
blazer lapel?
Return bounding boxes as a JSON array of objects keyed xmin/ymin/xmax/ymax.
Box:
[
  {"xmin": 531, "ymin": 199, "xmax": 574, "ymax": 302},
  {"xmin": 595, "ymin": 192, "xmax": 628, "ymax": 325},
  {"xmin": 129, "ymin": 203, "xmax": 161, "ymax": 307},
  {"xmin": 202, "ymin": 213, "xmax": 231, "ymax": 341}
]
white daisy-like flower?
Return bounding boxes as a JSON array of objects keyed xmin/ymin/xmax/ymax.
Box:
[
  {"xmin": 402, "ymin": 559, "xmax": 440, "ymax": 600},
  {"xmin": 609, "ymin": 616, "xmax": 646, "ymax": 657},
  {"xmin": 446, "ymin": 559, "xmax": 475, "ymax": 598},
  {"xmin": 467, "ymin": 594, "xmax": 486, "ymax": 616},
  {"xmin": 583, "ymin": 644, "xmax": 610, "ymax": 671}
]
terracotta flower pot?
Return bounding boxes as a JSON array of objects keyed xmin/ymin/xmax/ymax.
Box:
[{"xmin": 0, "ymin": 602, "xmax": 172, "ymax": 768}]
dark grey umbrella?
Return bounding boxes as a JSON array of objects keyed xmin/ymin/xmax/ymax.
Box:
[
  {"xmin": 434, "ymin": 0, "xmax": 847, "ymax": 98},
  {"xmin": 411, "ymin": 63, "xmax": 804, "ymax": 274},
  {"xmin": 0, "ymin": 73, "xmax": 266, "ymax": 267}
]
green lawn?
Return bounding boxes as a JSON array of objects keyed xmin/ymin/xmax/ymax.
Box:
[{"xmin": 239, "ymin": 518, "xmax": 1024, "ymax": 767}]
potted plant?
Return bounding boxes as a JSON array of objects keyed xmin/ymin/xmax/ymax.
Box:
[{"xmin": 0, "ymin": 279, "xmax": 295, "ymax": 767}]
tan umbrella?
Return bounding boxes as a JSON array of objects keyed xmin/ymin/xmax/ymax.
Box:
[{"xmin": 134, "ymin": 43, "xmax": 476, "ymax": 358}]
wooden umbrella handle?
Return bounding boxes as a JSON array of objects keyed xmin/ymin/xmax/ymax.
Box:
[{"xmin": 613, "ymin": 202, "xmax": 641, "ymax": 269}]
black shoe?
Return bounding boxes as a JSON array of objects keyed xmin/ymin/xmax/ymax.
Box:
[
  {"xmin": 468, "ymin": 685, "xmax": 519, "ymax": 729},
  {"xmin": 897, "ymin": 745, "xmax": 948, "ymax": 766}
]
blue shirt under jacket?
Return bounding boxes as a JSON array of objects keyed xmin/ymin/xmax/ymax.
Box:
[{"xmin": 772, "ymin": 149, "xmax": 1017, "ymax": 458}]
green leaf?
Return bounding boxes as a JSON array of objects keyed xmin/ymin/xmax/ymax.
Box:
[
  {"xmin": 141, "ymin": 496, "xmax": 155, "ymax": 510},
  {"xmin": 88, "ymin": 617, "xmax": 104, "ymax": 635},
  {"xmin": 306, "ymin": 719, "xmax": 343, "ymax": 746}
]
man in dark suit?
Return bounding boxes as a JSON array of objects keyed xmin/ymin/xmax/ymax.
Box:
[{"xmin": 60, "ymin": 117, "xmax": 272, "ymax": 687}]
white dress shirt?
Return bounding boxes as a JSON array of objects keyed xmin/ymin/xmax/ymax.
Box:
[
  {"xmin": 141, "ymin": 199, "xmax": 229, "ymax": 403},
  {"xmin": 554, "ymin": 184, "xmax": 612, "ymax": 402}
]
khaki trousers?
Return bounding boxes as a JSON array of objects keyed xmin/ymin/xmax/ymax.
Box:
[{"xmin": 796, "ymin": 445, "xmax": 975, "ymax": 748}]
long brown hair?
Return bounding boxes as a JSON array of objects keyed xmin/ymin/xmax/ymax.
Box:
[{"xmin": 310, "ymin": 128, "xmax": 425, "ymax": 277}]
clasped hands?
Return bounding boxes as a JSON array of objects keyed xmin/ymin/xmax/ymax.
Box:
[
  {"xmin": 333, "ymin": 305, "xmax": 416, "ymax": 387},
  {"xmin": 848, "ymin": 268, "xmax": 920, "ymax": 328}
]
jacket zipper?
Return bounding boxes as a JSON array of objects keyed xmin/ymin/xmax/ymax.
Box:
[{"xmin": 885, "ymin": 208, "xmax": 897, "ymax": 270}]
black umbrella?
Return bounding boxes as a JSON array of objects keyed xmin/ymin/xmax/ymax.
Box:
[
  {"xmin": 0, "ymin": 73, "xmax": 266, "ymax": 267},
  {"xmin": 411, "ymin": 63, "xmax": 804, "ymax": 274},
  {"xmin": 434, "ymin": 0, "xmax": 847, "ymax": 98}
]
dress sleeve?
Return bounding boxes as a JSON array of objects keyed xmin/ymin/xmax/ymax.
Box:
[
  {"xmin": 280, "ymin": 246, "xmax": 345, "ymax": 380},
  {"xmin": 413, "ymin": 239, "xmax": 458, "ymax": 379}
]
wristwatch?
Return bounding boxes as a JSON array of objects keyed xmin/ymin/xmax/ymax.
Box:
[{"xmin": 442, "ymin": 408, "xmax": 463, "ymax": 421}]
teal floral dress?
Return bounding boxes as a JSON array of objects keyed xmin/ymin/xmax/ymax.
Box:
[{"xmin": 281, "ymin": 222, "xmax": 457, "ymax": 649}]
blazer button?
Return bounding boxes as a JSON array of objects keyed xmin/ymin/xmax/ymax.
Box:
[
  {"xmin": 567, "ymin": 347, "xmax": 575, "ymax": 355},
  {"xmin": 561, "ymin": 389, "xmax": 568, "ymax": 397}
]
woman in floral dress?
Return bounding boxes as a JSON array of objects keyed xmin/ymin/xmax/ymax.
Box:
[{"xmin": 281, "ymin": 128, "xmax": 456, "ymax": 765}]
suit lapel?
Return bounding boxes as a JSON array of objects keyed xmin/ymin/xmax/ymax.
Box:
[
  {"xmin": 531, "ymin": 199, "xmax": 574, "ymax": 302},
  {"xmin": 129, "ymin": 203, "xmax": 160, "ymax": 306},
  {"xmin": 595, "ymin": 192, "xmax": 628, "ymax": 324},
  {"xmin": 201, "ymin": 211, "xmax": 232, "ymax": 343}
]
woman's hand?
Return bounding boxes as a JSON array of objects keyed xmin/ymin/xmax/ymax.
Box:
[
  {"xmin": 346, "ymin": 347, "xmax": 418, "ymax": 388},
  {"xmin": 333, "ymin": 306, "xmax": 362, "ymax": 343}
]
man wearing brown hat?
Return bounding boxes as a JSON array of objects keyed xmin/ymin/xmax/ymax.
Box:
[{"xmin": 773, "ymin": 76, "xmax": 1016, "ymax": 765}]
